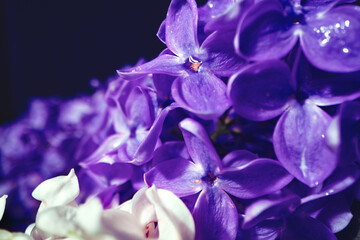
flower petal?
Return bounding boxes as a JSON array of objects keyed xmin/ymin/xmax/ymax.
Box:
[
  {"xmin": 87, "ymin": 162, "xmax": 133, "ymax": 186},
  {"xmin": 336, "ymin": 102, "xmax": 360, "ymax": 163},
  {"xmin": 301, "ymin": 5, "xmax": 360, "ymax": 72},
  {"xmin": 179, "ymin": 118, "xmax": 222, "ymax": 173},
  {"xmin": 200, "ymin": 0, "xmax": 236, "ymax": 18},
  {"xmin": 200, "ymin": 30, "xmax": 246, "ymax": 77},
  {"xmin": 147, "ymin": 186, "xmax": 195, "ymax": 240},
  {"xmin": 152, "ymin": 141, "xmax": 190, "ymax": 165},
  {"xmin": 32, "ymin": 169, "xmax": 79, "ymax": 208},
  {"xmin": 243, "ymin": 194, "xmax": 301, "ymax": 229},
  {"xmin": 217, "ymin": 158, "xmax": 293, "ymax": 199},
  {"xmin": 205, "ymin": 0, "xmax": 254, "ymax": 32},
  {"xmin": 273, "ymin": 101, "xmax": 336, "ymax": 187},
  {"xmin": 228, "ymin": 60, "xmax": 294, "ymax": 121},
  {"xmin": 222, "ymin": 149, "xmax": 258, "ymax": 169},
  {"xmin": 153, "ymin": 74, "xmax": 176, "ymax": 100},
  {"xmin": 235, "ymin": 0, "xmax": 298, "ymax": 61},
  {"xmin": 301, "ymin": 164, "xmax": 360, "ymax": 203},
  {"xmin": 192, "ymin": 187, "xmax": 238, "ymax": 240},
  {"xmin": 125, "ymin": 87, "xmax": 156, "ymax": 129},
  {"xmin": 131, "ymin": 104, "xmax": 179, "ymax": 165},
  {"xmin": 172, "ymin": 72, "xmax": 230, "ymax": 119},
  {"xmin": 117, "ymin": 54, "xmax": 185, "ymax": 80},
  {"xmin": 281, "ymin": 214, "xmax": 337, "ymax": 240},
  {"xmin": 102, "ymin": 208, "xmax": 144, "ymax": 240},
  {"xmin": 36, "ymin": 205, "xmax": 78, "ymax": 237},
  {"xmin": 0, "ymin": 195, "xmax": 7, "ymax": 221},
  {"xmin": 166, "ymin": 0, "xmax": 199, "ymax": 57},
  {"xmin": 315, "ymin": 195, "xmax": 353, "ymax": 233},
  {"xmin": 80, "ymin": 133, "xmax": 129, "ymax": 167},
  {"xmin": 295, "ymin": 51, "xmax": 360, "ymax": 106},
  {"xmin": 145, "ymin": 158, "xmax": 204, "ymax": 197}
]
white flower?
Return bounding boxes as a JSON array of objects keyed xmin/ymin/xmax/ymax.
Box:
[
  {"xmin": 32, "ymin": 169, "xmax": 79, "ymax": 212},
  {"xmin": 26, "ymin": 170, "xmax": 195, "ymax": 240},
  {"xmin": 102, "ymin": 185, "xmax": 195, "ymax": 240}
]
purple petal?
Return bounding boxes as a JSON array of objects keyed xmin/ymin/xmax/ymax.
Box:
[
  {"xmin": 144, "ymin": 158, "xmax": 204, "ymax": 197},
  {"xmin": 193, "ymin": 187, "xmax": 238, "ymax": 240},
  {"xmin": 117, "ymin": 54, "xmax": 185, "ymax": 79},
  {"xmin": 273, "ymin": 101, "xmax": 336, "ymax": 187},
  {"xmin": 217, "ymin": 158, "xmax": 294, "ymax": 199},
  {"xmin": 166, "ymin": 0, "xmax": 199, "ymax": 57},
  {"xmin": 240, "ymin": 219, "xmax": 280, "ymax": 240},
  {"xmin": 222, "ymin": 150, "xmax": 258, "ymax": 169},
  {"xmin": 200, "ymin": 0, "xmax": 236, "ymax": 18},
  {"xmin": 294, "ymin": 50, "xmax": 360, "ymax": 105},
  {"xmin": 235, "ymin": 0, "xmax": 298, "ymax": 61},
  {"xmin": 153, "ymin": 74, "xmax": 176, "ymax": 100},
  {"xmin": 337, "ymin": 102, "xmax": 360, "ymax": 163},
  {"xmin": 125, "ymin": 87, "xmax": 155, "ymax": 129},
  {"xmin": 152, "ymin": 141, "xmax": 190, "ymax": 165},
  {"xmin": 301, "ymin": 5, "xmax": 360, "ymax": 72},
  {"xmin": 243, "ymin": 194, "xmax": 301, "ymax": 229},
  {"xmin": 87, "ymin": 162, "xmax": 133, "ymax": 186},
  {"xmin": 301, "ymin": 0, "xmax": 356, "ymax": 9},
  {"xmin": 179, "ymin": 118, "xmax": 222, "ymax": 173},
  {"xmin": 301, "ymin": 164, "xmax": 360, "ymax": 203},
  {"xmin": 205, "ymin": 0, "xmax": 254, "ymax": 33},
  {"xmin": 281, "ymin": 215, "xmax": 337, "ymax": 240},
  {"xmin": 80, "ymin": 133, "xmax": 129, "ymax": 167},
  {"xmin": 200, "ymin": 31, "xmax": 245, "ymax": 77},
  {"xmin": 228, "ymin": 60, "xmax": 294, "ymax": 121},
  {"xmin": 156, "ymin": 19, "xmax": 166, "ymax": 45},
  {"xmin": 171, "ymin": 72, "xmax": 230, "ymax": 119},
  {"xmin": 130, "ymin": 104, "xmax": 179, "ymax": 165},
  {"xmin": 315, "ymin": 195, "xmax": 353, "ymax": 233}
]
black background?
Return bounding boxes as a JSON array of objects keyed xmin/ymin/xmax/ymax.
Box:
[{"xmin": 0, "ymin": 0, "xmax": 199, "ymax": 124}]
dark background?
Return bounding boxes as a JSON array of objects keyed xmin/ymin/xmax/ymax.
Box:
[
  {"xmin": 0, "ymin": 0, "xmax": 177, "ymax": 125},
  {"xmin": 0, "ymin": 0, "xmax": 209, "ymax": 125}
]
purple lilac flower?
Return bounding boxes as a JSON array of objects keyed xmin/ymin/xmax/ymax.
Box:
[
  {"xmin": 145, "ymin": 118, "xmax": 293, "ymax": 240},
  {"xmin": 0, "ymin": 90, "xmax": 107, "ymax": 229},
  {"xmin": 235, "ymin": 0, "xmax": 360, "ymax": 72},
  {"xmin": 118, "ymin": 0, "xmax": 245, "ymax": 119},
  {"xmin": 228, "ymin": 49, "xmax": 360, "ymax": 187},
  {"xmin": 241, "ymin": 182, "xmax": 357, "ymax": 240},
  {"xmin": 80, "ymin": 78, "xmax": 175, "ymax": 168}
]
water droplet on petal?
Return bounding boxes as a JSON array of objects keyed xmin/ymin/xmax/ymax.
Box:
[{"xmin": 345, "ymin": 20, "xmax": 350, "ymax": 28}]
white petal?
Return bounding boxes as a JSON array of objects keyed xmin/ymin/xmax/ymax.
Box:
[
  {"xmin": 24, "ymin": 223, "xmax": 35, "ymax": 236},
  {"xmin": 131, "ymin": 187, "xmax": 157, "ymax": 229},
  {"xmin": 0, "ymin": 195, "xmax": 7, "ymax": 221},
  {"xmin": 76, "ymin": 198, "xmax": 103, "ymax": 236},
  {"xmin": 118, "ymin": 199, "xmax": 133, "ymax": 214},
  {"xmin": 0, "ymin": 229, "xmax": 33, "ymax": 240},
  {"xmin": 146, "ymin": 186, "xmax": 195, "ymax": 240},
  {"xmin": 32, "ymin": 169, "xmax": 79, "ymax": 208},
  {"xmin": 102, "ymin": 208, "xmax": 144, "ymax": 240},
  {"xmin": 36, "ymin": 205, "xmax": 79, "ymax": 237}
]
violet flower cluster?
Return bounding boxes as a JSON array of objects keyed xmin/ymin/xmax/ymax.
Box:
[{"xmin": 1, "ymin": 0, "xmax": 360, "ymax": 239}]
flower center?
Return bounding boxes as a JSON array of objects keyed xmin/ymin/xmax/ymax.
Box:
[
  {"xmin": 144, "ymin": 221, "xmax": 159, "ymax": 238},
  {"xmin": 185, "ymin": 56, "xmax": 202, "ymax": 72},
  {"xmin": 203, "ymin": 172, "xmax": 219, "ymax": 186}
]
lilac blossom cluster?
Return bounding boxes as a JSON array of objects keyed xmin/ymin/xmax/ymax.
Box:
[{"xmin": 1, "ymin": 0, "xmax": 360, "ymax": 239}]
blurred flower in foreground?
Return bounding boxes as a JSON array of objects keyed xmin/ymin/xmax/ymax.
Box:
[{"xmin": 26, "ymin": 169, "xmax": 194, "ymax": 240}]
